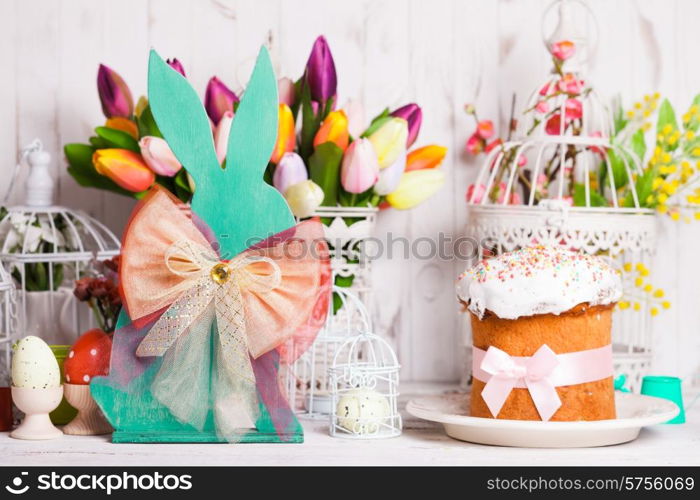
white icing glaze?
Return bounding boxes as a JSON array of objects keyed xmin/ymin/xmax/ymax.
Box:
[{"xmin": 457, "ymin": 246, "xmax": 622, "ymax": 320}]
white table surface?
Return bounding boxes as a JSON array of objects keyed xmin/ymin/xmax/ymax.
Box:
[{"xmin": 0, "ymin": 384, "xmax": 698, "ymax": 467}]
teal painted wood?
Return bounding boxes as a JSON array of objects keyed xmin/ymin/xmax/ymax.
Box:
[{"xmin": 91, "ymin": 47, "xmax": 301, "ymax": 444}]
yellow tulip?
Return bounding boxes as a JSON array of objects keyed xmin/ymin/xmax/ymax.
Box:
[
  {"xmin": 385, "ymin": 169, "xmax": 445, "ymax": 210},
  {"xmin": 270, "ymin": 104, "xmax": 296, "ymax": 164},
  {"xmin": 105, "ymin": 117, "xmax": 139, "ymax": 139},
  {"xmin": 313, "ymin": 110, "xmax": 349, "ymax": 151},
  {"xmin": 284, "ymin": 180, "xmax": 324, "ymax": 218},
  {"xmin": 406, "ymin": 145, "xmax": 447, "ymax": 171},
  {"xmin": 368, "ymin": 117, "xmax": 408, "ymax": 169},
  {"xmin": 93, "ymin": 149, "xmax": 155, "ymax": 192}
]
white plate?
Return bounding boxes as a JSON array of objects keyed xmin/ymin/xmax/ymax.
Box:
[{"xmin": 406, "ymin": 392, "xmax": 679, "ymax": 448}]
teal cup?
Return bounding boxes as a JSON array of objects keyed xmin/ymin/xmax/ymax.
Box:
[{"xmin": 641, "ymin": 376, "xmax": 685, "ymax": 424}]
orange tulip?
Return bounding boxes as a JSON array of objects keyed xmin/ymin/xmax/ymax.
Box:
[
  {"xmin": 313, "ymin": 110, "xmax": 349, "ymax": 151},
  {"xmin": 93, "ymin": 149, "xmax": 155, "ymax": 192},
  {"xmin": 405, "ymin": 145, "xmax": 447, "ymax": 172},
  {"xmin": 105, "ymin": 117, "xmax": 139, "ymax": 139},
  {"xmin": 271, "ymin": 104, "xmax": 296, "ymax": 164}
]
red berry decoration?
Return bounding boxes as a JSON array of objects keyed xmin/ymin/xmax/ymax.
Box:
[{"xmin": 64, "ymin": 328, "xmax": 112, "ymax": 385}]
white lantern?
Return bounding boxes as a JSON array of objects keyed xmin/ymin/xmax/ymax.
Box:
[
  {"xmin": 285, "ymin": 286, "xmax": 371, "ymax": 418},
  {"xmin": 329, "ymin": 331, "xmax": 401, "ymax": 439},
  {"xmin": 0, "ymin": 140, "xmax": 120, "ymax": 345},
  {"xmin": 465, "ymin": 1, "xmax": 656, "ymax": 391}
]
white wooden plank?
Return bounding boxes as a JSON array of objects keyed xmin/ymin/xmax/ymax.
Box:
[
  {"xmin": 56, "ymin": 0, "xmax": 107, "ymax": 217},
  {"xmin": 361, "ymin": 0, "xmax": 413, "ymax": 379},
  {"xmin": 406, "ymin": 0, "xmax": 457, "ymax": 381},
  {"xmin": 0, "ymin": 0, "xmax": 18, "ymax": 205},
  {"xmin": 14, "ymin": 0, "xmax": 61, "ymax": 206}
]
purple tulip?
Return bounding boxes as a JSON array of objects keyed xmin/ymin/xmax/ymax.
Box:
[
  {"xmin": 167, "ymin": 58, "xmax": 186, "ymax": 77},
  {"xmin": 273, "ymin": 152, "xmax": 308, "ymax": 195},
  {"xmin": 305, "ymin": 36, "xmax": 337, "ymax": 103},
  {"xmin": 97, "ymin": 64, "xmax": 134, "ymax": 118},
  {"xmin": 390, "ymin": 103, "xmax": 423, "ymax": 147},
  {"xmin": 204, "ymin": 76, "xmax": 239, "ymax": 125}
]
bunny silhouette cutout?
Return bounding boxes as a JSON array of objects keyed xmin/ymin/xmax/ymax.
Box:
[
  {"xmin": 148, "ymin": 47, "xmax": 294, "ymax": 257},
  {"xmin": 90, "ymin": 47, "xmax": 304, "ymax": 443}
]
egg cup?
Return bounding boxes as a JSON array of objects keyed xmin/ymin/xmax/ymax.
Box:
[
  {"xmin": 10, "ymin": 386, "xmax": 64, "ymax": 440},
  {"xmin": 62, "ymin": 383, "xmax": 112, "ymax": 435}
]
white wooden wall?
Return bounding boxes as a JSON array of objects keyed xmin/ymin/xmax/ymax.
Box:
[{"xmin": 0, "ymin": 0, "xmax": 698, "ymax": 383}]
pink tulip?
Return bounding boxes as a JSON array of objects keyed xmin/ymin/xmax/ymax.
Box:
[
  {"xmin": 139, "ymin": 136, "xmax": 182, "ymax": 177},
  {"xmin": 273, "ymin": 152, "xmax": 308, "ymax": 194},
  {"xmin": 517, "ymin": 154, "xmax": 527, "ymax": 167},
  {"xmin": 341, "ymin": 138, "xmax": 380, "ymax": 194},
  {"xmin": 496, "ymin": 182, "xmax": 521, "ymax": 205},
  {"xmin": 535, "ymin": 101, "xmax": 549, "ymax": 114},
  {"xmin": 374, "ymin": 147, "xmax": 406, "ymax": 196},
  {"xmin": 465, "ymin": 133, "xmax": 483, "ymax": 155},
  {"xmin": 558, "ymin": 73, "xmax": 584, "ymax": 94},
  {"xmin": 565, "ymin": 99, "xmax": 583, "ymax": 121},
  {"xmin": 205, "ymin": 76, "xmax": 239, "ymax": 125},
  {"xmin": 551, "ymin": 40, "xmax": 576, "ymax": 61},
  {"xmin": 214, "ymin": 111, "xmax": 233, "ymax": 164},
  {"xmin": 278, "ymin": 77, "xmax": 296, "ymax": 106},
  {"xmin": 344, "ymin": 99, "xmax": 366, "ymax": 138},
  {"xmin": 476, "ymin": 120, "xmax": 495, "ymax": 140}
]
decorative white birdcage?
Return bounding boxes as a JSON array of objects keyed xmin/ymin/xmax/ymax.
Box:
[
  {"xmin": 0, "ymin": 140, "xmax": 120, "ymax": 346},
  {"xmin": 0, "ymin": 263, "xmax": 17, "ymax": 383},
  {"xmin": 464, "ymin": 0, "xmax": 657, "ymax": 392},
  {"xmin": 285, "ymin": 286, "xmax": 372, "ymax": 418},
  {"xmin": 329, "ymin": 331, "xmax": 401, "ymax": 439},
  {"xmin": 303, "ymin": 206, "xmax": 377, "ymax": 309}
]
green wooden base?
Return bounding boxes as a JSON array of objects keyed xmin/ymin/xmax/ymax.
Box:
[{"xmin": 111, "ymin": 429, "xmax": 303, "ymax": 444}]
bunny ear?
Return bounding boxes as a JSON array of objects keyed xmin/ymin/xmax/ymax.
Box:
[
  {"xmin": 148, "ymin": 49, "xmax": 220, "ymax": 187},
  {"xmin": 225, "ymin": 47, "xmax": 278, "ymax": 180}
]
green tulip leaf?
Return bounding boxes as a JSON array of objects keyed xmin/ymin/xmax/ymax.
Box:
[
  {"xmin": 309, "ymin": 142, "xmax": 343, "ymax": 206},
  {"xmin": 95, "ymin": 126, "xmax": 140, "ymax": 152},
  {"xmin": 361, "ymin": 109, "xmax": 391, "ymax": 138},
  {"xmin": 136, "ymin": 104, "xmax": 163, "ymax": 138},
  {"xmin": 299, "ymin": 82, "xmax": 322, "ymax": 161},
  {"xmin": 89, "ymin": 136, "xmax": 109, "ymax": 149},
  {"xmin": 573, "ymin": 183, "xmax": 608, "ymax": 207},
  {"xmin": 612, "ymin": 96, "xmax": 628, "ymax": 135}
]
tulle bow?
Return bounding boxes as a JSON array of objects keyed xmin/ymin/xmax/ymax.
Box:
[{"xmin": 119, "ymin": 187, "xmax": 330, "ymax": 440}]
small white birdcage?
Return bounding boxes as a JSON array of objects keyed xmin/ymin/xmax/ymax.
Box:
[
  {"xmin": 0, "ymin": 263, "xmax": 17, "ymax": 383},
  {"xmin": 329, "ymin": 331, "xmax": 401, "ymax": 439},
  {"xmin": 0, "ymin": 140, "xmax": 120, "ymax": 345},
  {"xmin": 285, "ymin": 286, "xmax": 372, "ymax": 418},
  {"xmin": 465, "ymin": 0, "xmax": 657, "ymax": 391}
]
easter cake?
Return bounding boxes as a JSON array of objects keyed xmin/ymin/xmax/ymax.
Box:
[{"xmin": 457, "ymin": 246, "xmax": 622, "ymax": 422}]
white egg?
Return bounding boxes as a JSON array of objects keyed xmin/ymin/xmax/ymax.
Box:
[
  {"xmin": 11, "ymin": 336, "xmax": 60, "ymax": 389},
  {"xmin": 336, "ymin": 388, "xmax": 391, "ymax": 435}
]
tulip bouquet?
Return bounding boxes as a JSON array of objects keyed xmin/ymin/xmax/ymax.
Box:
[
  {"xmin": 269, "ymin": 37, "xmax": 447, "ymax": 217},
  {"xmin": 64, "ymin": 36, "xmax": 447, "ymax": 215}
]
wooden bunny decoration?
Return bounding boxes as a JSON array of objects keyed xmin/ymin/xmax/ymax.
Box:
[{"xmin": 91, "ymin": 47, "xmax": 330, "ymax": 443}]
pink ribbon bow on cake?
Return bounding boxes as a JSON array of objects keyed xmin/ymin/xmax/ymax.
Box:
[{"xmin": 479, "ymin": 344, "xmax": 562, "ymax": 421}]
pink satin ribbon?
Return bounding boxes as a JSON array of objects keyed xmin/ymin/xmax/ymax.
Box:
[{"xmin": 472, "ymin": 344, "xmax": 613, "ymax": 421}]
